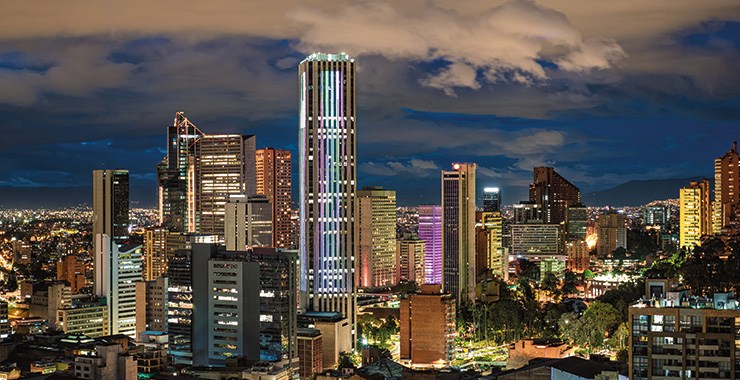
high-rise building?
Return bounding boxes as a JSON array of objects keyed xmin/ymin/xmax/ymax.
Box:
[
  {"xmin": 357, "ymin": 187, "xmax": 397, "ymax": 288},
  {"xmin": 565, "ymin": 203, "xmax": 587, "ymax": 241},
  {"xmin": 399, "ymin": 284, "xmax": 456, "ymax": 367},
  {"xmin": 712, "ymin": 142, "xmax": 739, "ymax": 234},
  {"xmin": 157, "ymin": 112, "xmax": 203, "ymax": 232},
  {"xmin": 644, "ymin": 206, "xmax": 669, "ymax": 229},
  {"xmin": 483, "ymin": 187, "xmax": 501, "ymax": 213},
  {"xmin": 56, "ymin": 254, "xmax": 86, "ymax": 293},
  {"xmin": 224, "ymin": 195, "xmax": 273, "ymax": 250},
  {"xmin": 297, "ymin": 328, "xmax": 323, "ymax": 378},
  {"xmin": 510, "ymin": 224, "xmax": 563, "ymax": 259},
  {"xmin": 57, "ymin": 297, "xmax": 109, "ymax": 337},
  {"xmin": 92, "ymin": 169, "xmax": 129, "ymax": 243},
  {"xmin": 475, "ymin": 211, "xmax": 507, "ymax": 281},
  {"xmin": 442, "ymin": 163, "xmax": 477, "ymax": 302},
  {"xmin": 93, "ymin": 235, "xmax": 143, "ymax": 338},
  {"xmin": 194, "ymin": 134, "xmax": 256, "ymax": 237},
  {"xmin": 513, "ymin": 201, "xmax": 543, "ymax": 224},
  {"xmin": 529, "ymin": 167, "xmax": 580, "ymax": 225},
  {"xmin": 596, "ymin": 213, "xmax": 627, "ymax": 256},
  {"xmin": 566, "ymin": 240, "xmax": 589, "ymax": 273},
  {"xmin": 166, "ymin": 247, "xmax": 197, "ymax": 365},
  {"xmin": 256, "ymin": 148, "xmax": 293, "ymax": 248},
  {"xmin": 397, "ymin": 235, "xmax": 426, "ymax": 284},
  {"xmin": 680, "ymin": 179, "xmax": 711, "ymax": 248},
  {"xmin": 30, "ymin": 282, "xmax": 71, "ymax": 330},
  {"xmin": 135, "ymin": 277, "xmax": 168, "ymax": 334},
  {"xmin": 418, "ymin": 205, "xmax": 443, "ymax": 285},
  {"xmin": 298, "ymin": 53, "xmax": 357, "ymax": 336},
  {"xmin": 143, "ymin": 227, "xmax": 168, "ymax": 281}
]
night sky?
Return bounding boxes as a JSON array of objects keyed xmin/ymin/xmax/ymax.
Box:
[{"xmin": 1, "ymin": 1, "xmax": 739, "ymax": 206}]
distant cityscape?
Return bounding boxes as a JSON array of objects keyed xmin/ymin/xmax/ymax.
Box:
[{"xmin": 0, "ymin": 52, "xmax": 737, "ymax": 380}]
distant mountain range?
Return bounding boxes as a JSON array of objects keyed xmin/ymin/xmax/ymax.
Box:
[
  {"xmin": 582, "ymin": 177, "xmax": 704, "ymax": 207},
  {"xmin": 0, "ymin": 176, "xmax": 707, "ymax": 209}
]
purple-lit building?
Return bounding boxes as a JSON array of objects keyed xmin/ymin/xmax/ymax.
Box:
[{"xmin": 418, "ymin": 205, "xmax": 443, "ymax": 285}]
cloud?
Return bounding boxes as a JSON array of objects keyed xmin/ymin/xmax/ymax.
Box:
[{"xmin": 362, "ymin": 159, "xmax": 440, "ymax": 177}]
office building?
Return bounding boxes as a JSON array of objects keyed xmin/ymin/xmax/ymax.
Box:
[
  {"xmin": 157, "ymin": 112, "xmax": 203, "ymax": 232},
  {"xmin": 167, "ymin": 247, "xmax": 197, "ymax": 365},
  {"xmin": 92, "ymin": 169, "xmax": 129, "ymax": 243},
  {"xmin": 298, "ymin": 312, "xmax": 351, "ymax": 370},
  {"xmin": 565, "ymin": 203, "xmax": 587, "ymax": 241},
  {"xmin": 135, "ymin": 276, "xmax": 168, "ymax": 334},
  {"xmin": 566, "ymin": 240, "xmax": 589, "ymax": 273},
  {"xmin": 297, "ymin": 328, "xmax": 323, "ymax": 379},
  {"xmin": 357, "ymin": 187, "xmax": 397, "ymax": 288},
  {"xmin": 644, "ymin": 206, "xmax": 669, "ymax": 229},
  {"xmin": 399, "ymin": 284, "xmax": 456, "ymax": 367},
  {"xmin": 29, "ymin": 282, "xmax": 71, "ymax": 330},
  {"xmin": 224, "ymin": 195, "xmax": 273, "ymax": 250},
  {"xmin": 475, "ymin": 211, "xmax": 507, "ymax": 280},
  {"xmin": 539, "ymin": 257, "xmax": 566, "ymax": 280},
  {"xmin": 513, "ymin": 201, "xmax": 543, "ymax": 224},
  {"xmin": 483, "ymin": 187, "xmax": 501, "ymax": 213},
  {"xmin": 596, "ymin": 213, "xmax": 627, "ymax": 256},
  {"xmin": 194, "ymin": 134, "xmax": 257, "ymax": 237},
  {"xmin": 397, "ymin": 235, "xmax": 426, "ymax": 284},
  {"xmin": 418, "ymin": 205, "xmax": 443, "ymax": 285},
  {"xmin": 57, "ymin": 297, "xmax": 109, "ymax": 337},
  {"xmin": 442, "ymin": 163, "xmax": 477, "ymax": 302},
  {"xmin": 256, "ymin": 147, "xmax": 293, "ymax": 248},
  {"xmin": 93, "ymin": 235, "xmax": 143, "ymax": 338},
  {"xmin": 143, "ymin": 227, "xmax": 168, "ymax": 281},
  {"xmin": 298, "ymin": 53, "xmax": 357, "ymax": 336},
  {"xmin": 713, "ymin": 142, "xmax": 740, "ymax": 233},
  {"xmin": 529, "ymin": 167, "xmax": 580, "ymax": 225},
  {"xmin": 629, "ymin": 293, "xmax": 740, "ymax": 380},
  {"xmin": 56, "ymin": 254, "xmax": 86, "ymax": 294},
  {"xmin": 680, "ymin": 179, "xmax": 711, "ymax": 248},
  {"xmin": 510, "ymin": 223, "xmax": 563, "ymax": 259}
]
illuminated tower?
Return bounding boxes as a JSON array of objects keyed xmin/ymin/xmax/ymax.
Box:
[
  {"xmin": 483, "ymin": 187, "xmax": 501, "ymax": 213},
  {"xmin": 442, "ymin": 163, "xmax": 476, "ymax": 302},
  {"xmin": 680, "ymin": 179, "xmax": 711, "ymax": 248},
  {"xmin": 712, "ymin": 142, "xmax": 739, "ymax": 233},
  {"xmin": 157, "ymin": 112, "xmax": 202, "ymax": 232},
  {"xmin": 256, "ymin": 148, "xmax": 293, "ymax": 248},
  {"xmin": 529, "ymin": 167, "xmax": 580, "ymax": 225},
  {"xmin": 92, "ymin": 169, "xmax": 129, "ymax": 243},
  {"xmin": 357, "ymin": 187, "xmax": 397, "ymax": 288},
  {"xmin": 194, "ymin": 134, "xmax": 256, "ymax": 237},
  {"xmin": 418, "ymin": 205, "xmax": 443, "ymax": 285},
  {"xmin": 298, "ymin": 53, "xmax": 357, "ymax": 333}
]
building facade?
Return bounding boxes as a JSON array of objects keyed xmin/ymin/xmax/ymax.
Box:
[
  {"xmin": 399, "ymin": 284, "xmax": 456, "ymax": 367},
  {"xmin": 680, "ymin": 179, "xmax": 711, "ymax": 248},
  {"xmin": 596, "ymin": 213, "xmax": 627, "ymax": 256},
  {"xmin": 418, "ymin": 205, "xmax": 443, "ymax": 285},
  {"xmin": 397, "ymin": 235, "xmax": 426, "ymax": 284},
  {"xmin": 298, "ymin": 53, "xmax": 357, "ymax": 338},
  {"xmin": 357, "ymin": 187, "xmax": 397, "ymax": 288},
  {"xmin": 143, "ymin": 227, "xmax": 168, "ymax": 281},
  {"xmin": 713, "ymin": 142, "xmax": 740, "ymax": 234},
  {"xmin": 510, "ymin": 223, "xmax": 563, "ymax": 259},
  {"xmin": 57, "ymin": 255, "xmax": 86, "ymax": 294},
  {"xmin": 442, "ymin": 163, "xmax": 477, "ymax": 302},
  {"xmin": 529, "ymin": 167, "xmax": 580, "ymax": 225},
  {"xmin": 483, "ymin": 187, "xmax": 501, "ymax": 213},
  {"xmin": 256, "ymin": 147, "xmax": 293, "ymax": 248},
  {"xmin": 224, "ymin": 195, "xmax": 273, "ymax": 250}
]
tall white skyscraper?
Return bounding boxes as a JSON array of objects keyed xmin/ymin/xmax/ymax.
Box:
[{"xmin": 298, "ymin": 53, "xmax": 357, "ymax": 338}]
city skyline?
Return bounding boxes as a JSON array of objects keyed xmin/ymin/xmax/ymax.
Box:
[{"xmin": 0, "ymin": 2, "xmax": 738, "ymax": 206}]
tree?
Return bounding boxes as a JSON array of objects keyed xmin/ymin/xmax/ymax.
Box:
[
  {"xmin": 559, "ymin": 301, "xmax": 621, "ymax": 350},
  {"xmin": 337, "ymin": 351, "xmax": 356, "ymax": 369}
]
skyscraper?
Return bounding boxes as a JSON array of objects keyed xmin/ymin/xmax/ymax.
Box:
[
  {"xmin": 596, "ymin": 213, "xmax": 627, "ymax": 256},
  {"xmin": 92, "ymin": 169, "xmax": 129, "ymax": 243},
  {"xmin": 143, "ymin": 227, "xmax": 168, "ymax": 281},
  {"xmin": 224, "ymin": 195, "xmax": 273, "ymax": 250},
  {"xmin": 298, "ymin": 53, "xmax": 357, "ymax": 337},
  {"xmin": 442, "ymin": 163, "xmax": 476, "ymax": 302},
  {"xmin": 194, "ymin": 134, "xmax": 256, "ymax": 236},
  {"xmin": 529, "ymin": 167, "xmax": 580, "ymax": 225},
  {"xmin": 418, "ymin": 205, "xmax": 443, "ymax": 285},
  {"xmin": 94, "ymin": 235, "xmax": 142, "ymax": 338},
  {"xmin": 680, "ymin": 179, "xmax": 711, "ymax": 248},
  {"xmin": 475, "ymin": 211, "xmax": 507, "ymax": 281},
  {"xmin": 483, "ymin": 187, "xmax": 501, "ymax": 213},
  {"xmin": 357, "ymin": 187, "xmax": 397, "ymax": 288},
  {"xmin": 397, "ymin": 235, "xmax": 426, "ymax": 284},
  {"xmin": 712, "ymin": 142, "xmax": 739, "ymax": 234},
  {"xmin": 158, "ymin": 112, "xmax": 203, "ymax": 232},
  {"xmin": 256, "ymin": 148, "xmax": 293, "ymax": 248},
  {"xmin": 565, "ymin": 203, "xmax": 587, "ymax": 241}
]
